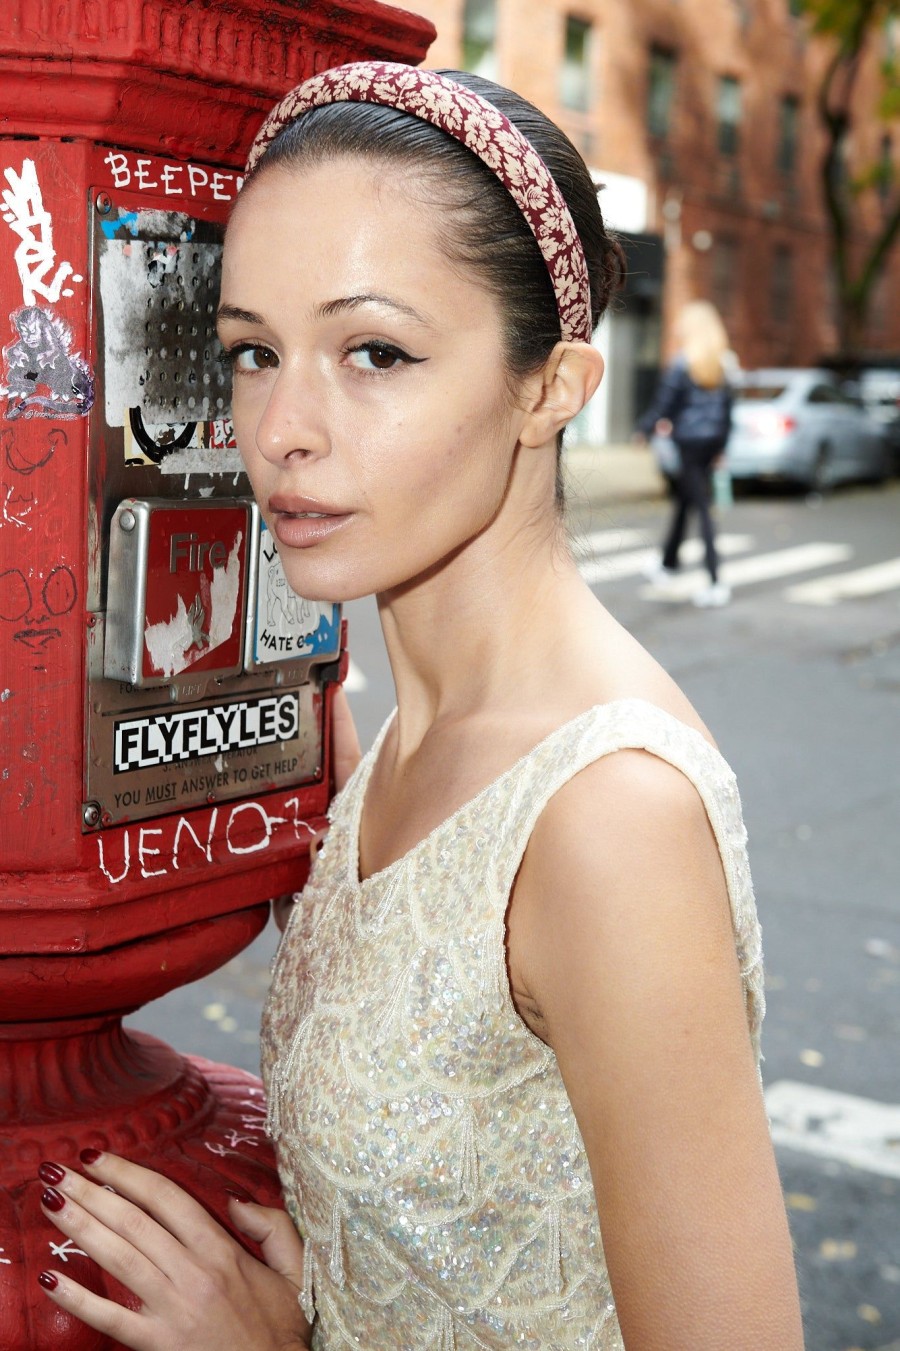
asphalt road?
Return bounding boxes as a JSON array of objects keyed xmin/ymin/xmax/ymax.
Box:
[{"xmin": 130, "ymin": 476, "xmax": 900, "ymax": 1351}]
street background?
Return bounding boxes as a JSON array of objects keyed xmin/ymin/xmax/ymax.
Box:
[{"xmin": 131, "ymin": 444, "xmax": 900, "ymax": 1351}]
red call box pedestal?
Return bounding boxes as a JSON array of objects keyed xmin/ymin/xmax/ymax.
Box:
[{"xmin": 0, "ymin": 0, "xmax": 434, "ymax": 1345}]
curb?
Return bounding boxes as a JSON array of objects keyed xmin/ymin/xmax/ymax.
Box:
[{"xmin": 563, "ymin": 442, "xmax": 667, "ymax": 511}]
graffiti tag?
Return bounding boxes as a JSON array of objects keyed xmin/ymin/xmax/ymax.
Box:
[
  {"xmin": 103, "ymin": 151, "xmax": 243, "ymax": 202},
  {"xmin": 96, "ymin": 797, "xmax": 317, "ymax": 885},
  {"xmin": 1, "ymin": 159, "xmax": 84, "ymax": 305}
]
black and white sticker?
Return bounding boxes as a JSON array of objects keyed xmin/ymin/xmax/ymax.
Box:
[{"xmin": 114, "ymin": 693, "xmax": 299, "ymax": 773}]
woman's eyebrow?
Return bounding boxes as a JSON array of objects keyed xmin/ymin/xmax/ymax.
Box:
[
  {"xmin": 315, "ymin": 293, "xmax": 432, "ymax": 326},
  {"xmin": 216, "ymin": 304, "xmax": 266, "ymax": 325}
]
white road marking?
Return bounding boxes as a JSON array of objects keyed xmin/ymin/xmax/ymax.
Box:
[
  {"xmin": 785, "ymin": 556, "xmax": 900, "ymax": 606},
  {"xmin": 344, "ymin": 658, "xmax": 368, "ymax": 693},
  {"xmin": 638, "ymin": 542, "xmax": 853, "ymax": 600},
  {"xmin": 765, "ymin": 1080, "xmax": 900, "ymax": 1179},
  {"xmin": 579, "ymin": 534, "xmax": 755, "ymax": 585},
  {"xmin": 571, "ymin": 527, "xmax": 649, "ymax": 559}
]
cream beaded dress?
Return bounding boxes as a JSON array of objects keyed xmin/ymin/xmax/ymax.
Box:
[{"xmin": 260, "ymin": 698, "xmax": 764, "ymax": 1350}]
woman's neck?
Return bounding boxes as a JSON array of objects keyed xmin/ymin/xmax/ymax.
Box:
[{"xmin": 375, "ymin": 509, "xmax": 596, "ymax": 758}]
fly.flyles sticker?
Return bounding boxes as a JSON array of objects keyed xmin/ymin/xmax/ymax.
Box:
[{"xmin": 114, "ymin": 692, "xmax": 299, "ymax": 773}]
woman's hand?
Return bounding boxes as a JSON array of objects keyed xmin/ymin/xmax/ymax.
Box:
[
  {"xmin": 273, "ymin": 684, "xmax": 363, "ymax": 931},
  {"xmin": 330, "ymin": 684, "xmax": 363, "ymax": 794},
  {"xmin": 37, "ymin": 1152, "xmax": 312, "ymax": 1351}
]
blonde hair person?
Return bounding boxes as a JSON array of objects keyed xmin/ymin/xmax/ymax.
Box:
[
  {"xmin": 680, "ymin": 299, "xmax": 730, "ymax": 389},
  {"xmin": 637, "ymin": 300, "xmax": 735, "ymax": 607}
]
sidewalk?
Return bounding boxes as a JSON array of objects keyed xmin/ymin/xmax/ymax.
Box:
[{"xmin": 563, "ymin": 441, "xmax": 666, "ymax": 511}]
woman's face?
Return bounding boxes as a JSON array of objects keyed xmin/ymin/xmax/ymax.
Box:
[{"xmin": 218, "ymin": 157, "xmax": 536, "ymax": 603}]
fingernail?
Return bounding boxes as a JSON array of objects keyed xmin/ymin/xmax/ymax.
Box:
[
  {"xmin": 41, "ymin": 1188, "xmax": 65, "ymax": 1213},
  {"xmin": 38, "ymin": 1271, "xmax": 58, "ymax": 1292},
  {"xmin": 79, "ymin": 1148, "xmax": 102, "ymax": 1166},
  {"xmin": 226, "ymin": 1188, "xmax": 250, "ymax": 1202},
  {"xmin": 38, "ymin": 1162, "xmax": 65, "ymax": 1186}
]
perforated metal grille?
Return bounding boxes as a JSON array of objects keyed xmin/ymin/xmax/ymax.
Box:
[
  {"xmin": 100, "ymin": 237, "xmax": 231, "ymax": 426},
  {"xmin": 137, "ymin": 242, "xmax": 230, "ymax": 417}
]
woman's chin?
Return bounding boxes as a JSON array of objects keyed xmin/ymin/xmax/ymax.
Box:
[{"xmin": 281, "ymin": 570, "xmax": 373, "ymax": 607}]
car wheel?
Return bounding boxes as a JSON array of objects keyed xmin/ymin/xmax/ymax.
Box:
[{"xmin": 809, "ymin": 443, "xmax": 833, "ymax": 493}]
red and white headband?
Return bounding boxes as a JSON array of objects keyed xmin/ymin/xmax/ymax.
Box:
[{"xmin": 246, "ymin": 61, "xmax": 593, "ymax": 345}]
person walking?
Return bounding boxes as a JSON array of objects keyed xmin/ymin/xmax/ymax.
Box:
[{"xmin": 638, "ymin": 301, "xmax": 734, "ymax": 607}]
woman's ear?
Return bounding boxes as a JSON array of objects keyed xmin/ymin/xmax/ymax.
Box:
[{"xmin": 518, "ymin": 342, "xmax": 605, "ymax": 448}]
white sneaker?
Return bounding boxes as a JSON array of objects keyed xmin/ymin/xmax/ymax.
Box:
[
  {"xmin": 693, "ymin": 582, "xmax": 731, "ymax": 608},
  {"xmin": 643, "ymin": 557, "xmax": 678, "ymax": 585}
]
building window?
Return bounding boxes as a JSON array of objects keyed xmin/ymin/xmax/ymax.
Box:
[
  {"xmin": 717, "ymin": 75, "xmax": 742, "ymax": 156},
  {"xmin": 560, "ymin": 16, "xmax": 592, "ymax": 112},
  {"xmin": 777, "ymin": 95, "xmax": 799, "ymax": 174},
  {"xmin": 712, "ymin": 235, "xmax": 739, "ymax": 317},
  {"xmin": 462, "ymin": 0, "xmax": 497, "ymax": 79},
  {"xmin": 647, "ymin": 46, "xmax": 677, "ymax": 139},
  {"xmin": 771, "ymin": 244, "xmax": 792, "ymax": 324}
]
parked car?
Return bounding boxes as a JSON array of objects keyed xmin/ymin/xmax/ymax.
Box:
[
  {"xmin": 857, "ymin": 367, "xmax": 900, "ymax": 473},
  {"xmin": 725, "ymin": 368, "xmax": 889, "ymax": 491}
]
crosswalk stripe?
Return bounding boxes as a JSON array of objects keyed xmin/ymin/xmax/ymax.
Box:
[
  {"xmin": 571, "ymin": 527, "xmax": 648, "ymax": 559},
  {"xmin": 638, "ymin": 542, "xmax": 853, "ymax": 600},
  {"xmin": 579, "ymin": 534, "xmax": 754, "ymax": 584},
  {"xmin": 784, "ymin": 556, "xmax": 900, "ymax": 606},
  {"xmin": 765, "ymin": 1080, "xmax": 900, "ymax": 1180}
]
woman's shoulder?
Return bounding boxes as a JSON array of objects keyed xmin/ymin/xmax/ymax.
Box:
[{"xmin": 519, "ymin": 688, "xmax": 742, "ymax": 899}]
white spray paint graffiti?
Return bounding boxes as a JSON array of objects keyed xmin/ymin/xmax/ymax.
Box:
[
  {"xmin": 96, "ymin": 798, "xmax": 317, "ymax": 884},
  {"xmin": 1, "ymin": 160, "xmax": 84, "ymax": 306},
  {"xmin": 2, "ymin": 483, "xmax": 35, "ymax": 529},
  {"xmin": 48, "ymin": 1238, "xmax": 88, "ymax": 1263},
  {"xmin": 102, "ymin": 151, "xmax": 243, "ymax": 202}
]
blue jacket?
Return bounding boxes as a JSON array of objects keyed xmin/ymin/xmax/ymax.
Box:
[{"xmin": 638, "ymin": 358, "xmax": 733, "ymax": 448}]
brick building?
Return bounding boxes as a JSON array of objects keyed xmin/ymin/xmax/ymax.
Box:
[{"xmin": 408, "ymin": 0, "xmax": 900, "ymax": 439}]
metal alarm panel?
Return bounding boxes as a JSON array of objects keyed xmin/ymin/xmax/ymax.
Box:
[
  {"xmin": 104, "ymin": 498, "xmax": 250, "ymax": 687},
  {"xmin": 83, "ymin": 176, "xmax": 339, "ymax": 829}
]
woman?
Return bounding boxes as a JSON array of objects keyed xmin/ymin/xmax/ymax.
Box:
[
  {"xmin": 637, "ymin": 301, "xmax": 734, "ymax": 608},
  {"xmin": 36, "ymin": 64, "xmax": 802, "ymax": 1350}
]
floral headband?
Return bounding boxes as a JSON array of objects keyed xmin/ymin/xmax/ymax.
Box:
[{"xmin": 246, "ymin": 61, "xmax": 593, "ymax": 345}]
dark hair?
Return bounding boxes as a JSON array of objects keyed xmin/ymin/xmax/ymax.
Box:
[{"xmin": 244, "ymin": 70, "xmax": 624, "ymax": 504}]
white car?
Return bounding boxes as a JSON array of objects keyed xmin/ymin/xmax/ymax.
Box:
[{"xmin": 725, "ymin": 368, "xmax": 888, "ymax": 491}]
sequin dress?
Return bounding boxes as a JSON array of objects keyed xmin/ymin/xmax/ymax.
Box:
[{"xmin": 260, "ymin": 698, "xmax": 764, "ymax": 1350}]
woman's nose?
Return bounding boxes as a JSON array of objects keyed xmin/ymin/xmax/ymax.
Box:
[{"xmin": 251, "ymin": 368, "xmax": 331, "ymax": 466}]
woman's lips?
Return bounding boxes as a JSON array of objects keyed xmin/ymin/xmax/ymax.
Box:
[{"xmin": 268, "ymin": 499, "xmax": 353, "ymax": 550}]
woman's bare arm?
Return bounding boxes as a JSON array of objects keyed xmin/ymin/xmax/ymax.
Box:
[{"xmin": 512, "ymin": 749, "xmax": 803, "ymax": 1351}]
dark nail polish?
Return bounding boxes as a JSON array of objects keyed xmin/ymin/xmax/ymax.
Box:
[
  {"xmin": 226, "ymin": 1188, "xmax": 249, "ymax": 1202},
  {"xmin": 41, "ymin": 1187, "xmax": 65, "ymax": 1213},
  {"xmin": 79, "ymin": 1148, "xmax": 102, "ymax": 1166},
  {"xmin": 38, "ymin": 1271, "xmax": 58, "ymax": 1292},
  {"xmin": 38, "ymin": 1162, "xmax": 65, "ymax": 1186}
]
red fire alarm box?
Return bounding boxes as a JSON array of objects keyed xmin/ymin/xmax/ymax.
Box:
[{"xmin": 0, "ymin": 2, "xmax": 435, "ymax": 1346}]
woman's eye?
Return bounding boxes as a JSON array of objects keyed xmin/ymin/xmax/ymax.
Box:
[
  {"xmin": 345, "ymin": 342, "xmax": 421, "ymax": 372},
  {"xmin": 224, "ymin": 344, "xmax": 279, "ymax": 373}
]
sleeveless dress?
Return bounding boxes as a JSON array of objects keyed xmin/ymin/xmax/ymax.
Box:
[{"xmin": 260, "ymin": 698, "xmax": 764, "ymax": 1350}]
